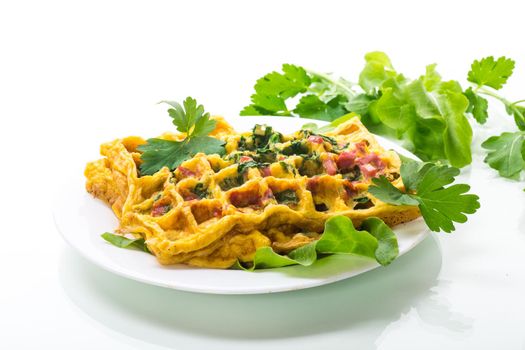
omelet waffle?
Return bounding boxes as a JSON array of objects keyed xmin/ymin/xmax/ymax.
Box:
[{"xmin": 85, "ymin": 117, "xmax": 420, "ymax": 268}]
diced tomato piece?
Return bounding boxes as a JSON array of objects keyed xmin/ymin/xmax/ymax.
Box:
[
  {"xmin": 239, "ymin": 156, "xmax": 253, "ymax": 163},
  {"xmin": 336, "ymin": 151, "xmax": 356, "ymax": 170},
  {"xmin": 307, "ymin": 135, "xmax": 324, "ymax": 144},
  {"xmin": 177, "ymin": 166, "xmax": 196, "ymax": 178},
  {"xmin": 322, "ymin": 155, "xmax": 338, "ymax": 175},
  {"xmin": 278, "ymin": 155, "xmax": 286, "ymax": 161}
]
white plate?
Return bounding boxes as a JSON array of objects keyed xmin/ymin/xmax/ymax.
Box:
[{"xmin": 54, "ymin": 116, "xmax": 429, "ymax": 294}]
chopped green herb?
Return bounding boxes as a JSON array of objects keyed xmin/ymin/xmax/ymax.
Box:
[
  {"xmin": 193, "ymin": 183, "xmax": 209, "ymax": 199},
  {"xmin": 238, "ymin": 160, "xmax": 262, "ymax": 175},
  {"xmin": 251, "ymin": 124, "xmax": 279, "ymax": 149},
  {"xmin": 279, "ymin": 161, "xmax": 293, "ymax": 174},
  {"xmin": 275, "ymin": 189, "xmax": 298, "ymax": 205},
  {"xmin": 237, "ymin": 135, "xmax": 254, "ymax": 151},
  {"xmin": 299, "ymin": 154, "xmax": 322, "ymax": 177},
  {"xmin": 253, "ymin": 149, "xmax": 277, "ymax": 163},
  {"xmin": 282, "ymin": 140, "xmax": 309, "ymax": 156},
  {"xmin": 219, "ymin": 176, "xmax": 242, "ymax": 191},
  {"xmin": 341, "ymin": 166, "xmax": 361, "ymax": 181}
]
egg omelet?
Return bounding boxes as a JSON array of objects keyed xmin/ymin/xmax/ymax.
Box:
[{"xmin": 85, "ymin": 117, "xmax": 420, "ymax": 268}]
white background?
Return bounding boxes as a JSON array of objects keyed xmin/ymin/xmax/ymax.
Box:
[{"xmin": 1, "ymin": 0, "xmax": 524, "ymax": 349}]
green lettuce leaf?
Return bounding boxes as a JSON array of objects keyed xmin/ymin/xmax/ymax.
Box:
[
  {"xmin": 358, "ymin": 51, "xmax": 397, "ymax": 93},
  {"xmin": 101, "ymin": 232, "xmax": 150, "ymax": 253},
  {"xmin": 235, "ymin": 216, "xmax": 399, "ymax": 271}
]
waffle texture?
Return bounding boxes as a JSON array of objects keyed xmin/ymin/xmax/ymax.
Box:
[{"xmin": 85, "ymin": 117, "xmax": 420, "ymax": 268}]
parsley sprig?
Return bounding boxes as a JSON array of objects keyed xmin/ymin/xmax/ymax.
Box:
[
  {"xmin": 138, "ymin": 97, "xmax": 225, "ymax": 175},
  {"xmin": 369, "ymin": 158, "xmax": 480, "ymax": 233},
  {"xmin": 463, "ymin": 57, "xmax": 525, "ymax": 182}
]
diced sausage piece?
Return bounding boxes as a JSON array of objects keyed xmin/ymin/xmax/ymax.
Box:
[
  {"xmin": 356, "ymin": 153, "xmax": 385, "ymax": 178},
  {"xmin": 212, "ymin": 207, "xmax": 222, "ymax": 217},
  {"xmin": 260, "ymin": 166, "xmax": 272, "ymax": 177},
  {"xmin": 177, "ymin": 166, "xmax": 196, "ymax": 178},
  {"xmin": 354, "ymin": 141, "xmax": 368, "ymax": 155},
  {"xmin": 307, "ymin": 176, "xmax": 320, "ymax": 193},
  {"xmin": 336, "ymin": 151, "xmax": 357, "ymax": 170},
  {"xmin": 151, "ymin": 204, "xmax": 171, "ymax": 217},
  {"xmin": 229, "ymin": 188, "xmax": 260, "ymax": 208},
  {"xmin": 322, "ymin": 155, "xmax": 338, "ymax": 175},
  {"xmin": 343, "ymin": 181, "xmax": 357, "ymax": 199},
  {"xmin": 261, "ymin": 188, "xmax": 274, "ymax": 205},
  {"xmin": 360, "ymin": 163, "xmax": 378, "ymax": 178},
  {"xmin": 182, "ymin": 193, "xmax": 199, "ymax": 201},
  {"xmin": 307, "ymin": 135, "xmax": 324, "ymax": 144}
]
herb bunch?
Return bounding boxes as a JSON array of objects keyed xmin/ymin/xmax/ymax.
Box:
[{"xmin": 241, "ymin": 53, "xmax": 525, "ymax": 182}]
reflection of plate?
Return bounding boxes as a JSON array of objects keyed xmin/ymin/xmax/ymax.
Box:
[{"xmin": 54, "ymin": 116, "xmax": 429, "ymax": 294}]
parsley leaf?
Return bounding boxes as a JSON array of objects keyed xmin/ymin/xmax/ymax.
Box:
[
  {"xmin": 367, "ymin": 176, "xmax": 419, "ymax": 206},
  {"xmin": 464, "ymin": 87, "xmax": 489, "ymax": 124},
  {"xmin": 481, "ymin": 132, "xmax": 525, "ymax": 179},
  {"xmin": 138, "ymin": 97, "xmax": 225, "ymax": 176},
  {"xmin": 138, "ymin": 136, "xmax": 225, "ymax": 175},
  {"xmin": 240, "ymin": 64, "xmax": 311, "ymax": 116},
  {"xmin": 235, "ymin": 215, "xmax": 399, "ymax": 270},
  {"xmin": 467, "ymin": 56, "xmax": 515, "ymax": 90},
  {"xmin": 162, "ymin": 97, "xmax": 216, "ymax": 137},
  {"xmin": 293, "ymin": 94, "xmax": 348, "ymax": 121},
  {"xmin": 369, "ymin": 161, "xmax": 480, "ymax": 233},
  {"xmin": 505, "ymin": 104, "xmax": 525, "ymax": 131}
]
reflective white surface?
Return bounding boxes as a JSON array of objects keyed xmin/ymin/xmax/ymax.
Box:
[{"xmin": 2, "ymin": 0, "xmax": 525, "ymax": 348}]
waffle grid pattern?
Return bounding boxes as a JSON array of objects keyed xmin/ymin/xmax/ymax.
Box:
[{"xmin": 85, "ymin": 117, "xmax": 420, "ymax": 268}]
